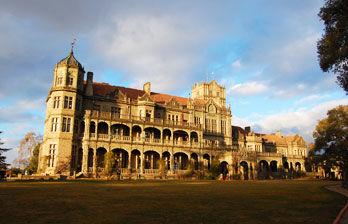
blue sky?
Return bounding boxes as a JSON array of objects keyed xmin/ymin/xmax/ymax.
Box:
[{"xmin": 1, "ymin": 0, "xmax": 347, "ymax": 165}]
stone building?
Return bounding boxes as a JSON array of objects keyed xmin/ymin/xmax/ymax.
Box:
[{"xmin": 38, "ymin": 48, "xmax": 307, "ymax": 179}]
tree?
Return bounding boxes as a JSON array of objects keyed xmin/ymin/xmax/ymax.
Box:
[
  {"xmin": 26, "ymin": 143, "xmax": 41, "ymax": 174},
  {"xmin": 104, "ymin": 152, "xmax": 115, "ymax": 176},
  {"xmin": 205, "ymin": 157, "xmax": 220, "ymax": 180},
  {"xmin": 55, "ymin": 156, "xmax": 71, "ymax": 174},
  {"xmin": 313, "ymin": 105, "xmax": 348, "ymax": 187},
  {"xmin": 317, "ymin": 0, "xmax": 348, "ymax": 92},
  {"xmin": 305, "ymin": 142, "xmax": 321, "ymax": 172},
  {"xmin": 0, "ymin": 131, "xmax": 11, "ymax": 170},
  {"xmin": 13, "ymin": 132, "xmax": 42, "ymax": 169}
]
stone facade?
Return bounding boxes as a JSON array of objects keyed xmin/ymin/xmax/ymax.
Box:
[{"xmin": 38, "ymin": 49, "xmax": 307, "ymax": 179}]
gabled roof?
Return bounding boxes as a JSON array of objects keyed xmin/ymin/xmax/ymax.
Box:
[
  {"xmin": 263, "ymin": 133, "xmax": 306, "ymax": 146},
  {"xmin": 232, "ymin": 126, "xmax": 247, "ymax": 135},
  {"xmin": 151, "ymin": 93, "xmax": 188, "ymax": 106},
  {"xmin": 90, "ymin": 82, "xmax": 206, "ymax": 106},
  {"xmin": 263, "ymin": 134, "xmax": 287, "ymax": 144}
]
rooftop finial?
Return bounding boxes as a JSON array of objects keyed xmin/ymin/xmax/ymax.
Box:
[{"xmin": 70, "ymin": 38, "xmax": 77, "ymax": 53}]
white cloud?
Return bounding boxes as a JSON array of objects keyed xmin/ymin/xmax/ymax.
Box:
[
  {"xmin": 93, "ymin": 14, "xmax": 216, "ymax": 93},
  {"xmin": 231, "ymin": 60, "xmax": 242, "ymax": 69},
  {"xmin": 240, "ymin": 98, "xmax": 348, "ymax": 143},
  {"xmin": 0, "ymin": 99, "xmax": 45, "ymax": 123},
  {"xmin": 295, "ymin": 94, "xmax": 328, "ymax": 105},
  {"xmin": 231, "ymin": 116, "xmax": 253, "ymax": 128},
  {"xmin": 228, "ymin": 82, "xmax": 268, "ymax": 96},
  {"xmin": 270, "ymin": 33, "xmax": 320, "ymax": 76}
]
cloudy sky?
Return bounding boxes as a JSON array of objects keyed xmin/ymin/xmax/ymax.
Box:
[{"xmin": 1, "ymin": 0, "xmax": 347, "ymax": 165}]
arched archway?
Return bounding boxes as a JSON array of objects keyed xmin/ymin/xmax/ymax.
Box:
[
  {"xmin": 88, "ymin": 148, "xmax": 94, "ymax": 170},
  {"xmin": 144, "ymin": 151, "xmax": 160, "ymax": 169},
  {"xmin": 258, "ymin": 160, "xmax": 269, "ymax": 179},
  {"xmin": 174, "ymin": 130, "xmax": 189, "ymax": 144},
  {"xmin": 144, "ymin": 127, "xmax": 161, "ymax": 143},
  {"xmin": 98, "ymin": 122, "xmax": 109, "ymax": 134},
  {"xmin": 163, "ymin": 129, "xmax": 171, "ymax": 143},
  {"xmin": 162, "ymin": 151, "xmax": 171, "ymax": 170},
  {"xmin": 190, "ymin": 153, "xmax": 199, "ymax": 170},
  {"xmin": 174, "ymin": 152, "xmax": 189, "ymax": 170},
  {"xmin": 191, "ymin": 132, "xmax": 199, "ymax": 143},
  {"xmin": 270, "ymin": 161, "xmax": 278, "ymax": 172},
  {"xmin": 295, "ymin": 162, "xmax": 301, "ymax": 171},
  {"xmin": 131, "ymin": 149, "xmax": 141, "ymax": 172},
  {"xmin": 132, "ymin": 126, "xmax": 142, "ymax": 141},
  {"xmin": 220, "ymin": 161, "xmax": 229, "ymax": 180},
  {"xmin": 203, "ymin": 154, "xmax": 210, "ymax": 170},
  {"xmin": 90, "ymin": 122, "xmax": 96, "ymax": 137},
  {"xmin": 240, "ymin": 161, "xmax": 249, "ymax": 180},
  {"xmin": 96, "ymin": 147, "xmax": 107, "ymax": 168},
  {"xmin": 111, "ymin": 124, "xmax": 130, "ymax": 137},
  {"xmin": 112, "ymin": 148, "xmax": 129, "ymax": 169}
]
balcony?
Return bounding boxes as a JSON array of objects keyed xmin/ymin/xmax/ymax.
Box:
[
  {"xmin": 256, "ymin": 152, "xmax": 283, "ymax": 157},
  {"xmin": 86, "ymin": 134, "xmax": 207, "ymax": 148},
  {"xmin": 89, "ymin": 110, "xmax": 202, "ymax": 130}
]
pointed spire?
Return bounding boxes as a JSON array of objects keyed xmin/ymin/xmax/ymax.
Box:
[{"xmin": 56, "ymin": 38, "xmax": 84, "ymax": 71}]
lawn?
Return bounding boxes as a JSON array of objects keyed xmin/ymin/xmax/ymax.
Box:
[{"xmin": 0, "ymin": 180, "xmax": 346, "ymax": 224}]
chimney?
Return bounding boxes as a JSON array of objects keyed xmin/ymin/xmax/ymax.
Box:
[
  {"xmin": 85, "ymin": 72, "xmax": 93, "ymax": 96},
  {"xmin": 276, "ymin": 130, "xmax": 282, "ymax": 137},
  {"xmin": 143, "ymin": 82, "xmax": 151, "ymax": 94},
  {"xmin": 245, "ymin": 126, "xmax": 251, "ymax": 133}
]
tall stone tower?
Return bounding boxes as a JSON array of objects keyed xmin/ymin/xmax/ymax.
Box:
[
  {"xmin": 191, "ymin": 80, "xmax": 226, "ymax": 107},
  {"xmin": 38, "ymin": 46, "xmax": 85, "ymax": 175}
]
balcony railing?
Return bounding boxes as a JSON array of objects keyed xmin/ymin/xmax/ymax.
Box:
[
  {"xmin": 88, "ymin": 134, "xmax": 207, "ymax": 147},
  {"xmin": 98, "ymin": 134, "xmax": 109, "ymax": 139},
  {"xmin": 256, "ymin": 152, "xmax": 282, "ymax": 157},
  {"xmin": 90, "ymin": 110, "xmax": 202, "ymax": 129},
  {"xmin": 144, "ymin": 169, "xmax": 160, "ymax": 174}
]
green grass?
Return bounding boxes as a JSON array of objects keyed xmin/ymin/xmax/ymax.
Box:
[{"xmin": 0, "ymin": 180, "xmax": 346, "ymax": 224}]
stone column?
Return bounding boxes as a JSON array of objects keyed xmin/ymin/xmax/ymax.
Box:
[
  {"xmin": 95, "ymin": 121, "xmax": 99, "ymax": 139},
  {"xmin": 92, "ymin": 148, "xmax": 97, "ymax": 176},
  {"xmin": 199, "ymin": 154, "xmax": 203, "ymax": 172},
  {"xmin": 188, "ymin": 133, "xmax": 191, "ymax": 146},
  {"xmin": 179, "ymin": 154, "xmax": 182, "ymax": 170},
  {"xmin": 84, "ymin": 118, "xmax": 90, "ymax": 139},
  {"xmin": 81, "ymin": 143, "xmax": 89, "ymax": 174},
  {"xmin": 127, "ymin": 152, "xmax": 131, "ymax": 170},
  {"xmin": 130, "ymin": 127, "xmax": 133, "ymax": 142},
  {"xmin": 140, "ymin": 152, "xmax": 144, "ymax": 174},
  {"xmin": 170, "ymin": 154, "xmax": 174, "ymax": 174},
  {"xmin": 135, "ymin": 155, "xmax": 139, "ymax": 169},
  {"xmin": 151, "ymin": 154, "xmax": 154, "ymax": 169}
]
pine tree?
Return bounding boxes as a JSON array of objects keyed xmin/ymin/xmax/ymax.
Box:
[{"xmin": 0, "ymin": 131, "xmax": 11, "ymax": 170}]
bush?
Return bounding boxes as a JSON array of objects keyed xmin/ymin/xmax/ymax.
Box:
[
  {"xmin": 104, "ymin": 152, "xmax": 116, "ymax": 176},
  {"xmin": 183, "ymin": 164, "xmax": 195, "ymax": 178},
  {"xmin": 232, "ymin": 173, "xmax": 241, "ymax": 180},
  {"xmin": 205, "ymin": 157, "xmax": 220, "ymax": 180}
]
